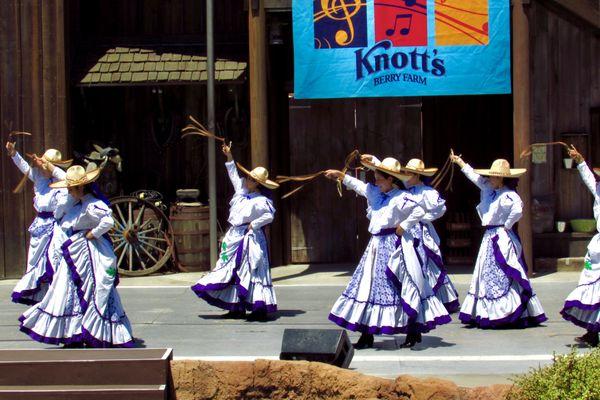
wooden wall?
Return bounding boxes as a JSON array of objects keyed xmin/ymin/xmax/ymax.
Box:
[
  {"xmin": 69, "ymin": 0, "xmax": 248, "ymax": 49},
  {"xmin": 529, "ymin": 1, "xmax": 600, "ymax": 223},
  {"xmin": 286, "ymin": 98, "xmax": 422, "ymax": 264},
  {"xmin": 0, "ymin": 0, "xmax": 68, "ymax": 278}
]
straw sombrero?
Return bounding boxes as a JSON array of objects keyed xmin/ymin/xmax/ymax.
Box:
[
  {"xmin": 49, "ymin": 165, "xmax": 102, "ymax": 188},
  {"xmin": 474, "ymin": 159, "xmax": 526, "ymax": 178},
  {"xmin": 41, "ymin": 149, "xmax": 72, "ymax": 168},
  {"xmin": 402, "ymin": 158, "xmax": 437, "ymax": 177},
  {"xmin": 236, "ymin": 163, "xmax": 279, "ymax": 190},
  {"xmin": 360, "ymin": 155, "xmax": 410, "ymax": 181}
]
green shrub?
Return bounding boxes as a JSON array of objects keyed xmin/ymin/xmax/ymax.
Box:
[{"xmin": 507, "ymin": 348, "xmax": 600, "ymax": 400}]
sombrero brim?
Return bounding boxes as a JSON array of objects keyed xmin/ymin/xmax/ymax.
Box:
[
  {"xmin": 473, "ymin": 168, "xmax": 527, "ymax": 178},
  {"xmin": 49, "ymin": 167, "xmax": 102, "ymax": 188},
  {"xmin": 47, "ymin": 159, "xmax": 73, "ymax": 168},
  {"xmin": 361, "ymin": 159, "xmax": 410, "ymax": 181},
  {"xmin": 236, "ymin": 162, "xmax": 279, "ymax": 190},
  {"xmin": 402, "ymin": 167, "xmax": 438, "ymax": 177}
]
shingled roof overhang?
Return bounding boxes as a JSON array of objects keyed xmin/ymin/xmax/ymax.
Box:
[{"xmin": 76, "ymin": 47, "xmax": 247, "ymax": 87}]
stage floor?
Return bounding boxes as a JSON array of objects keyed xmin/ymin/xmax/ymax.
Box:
[{"xmin": 0, "ymin": 266, "xmax": 586, "ymax": 388}]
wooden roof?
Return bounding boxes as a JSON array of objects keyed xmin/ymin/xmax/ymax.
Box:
[{"xmin": 78, "ymin": 47, "xmax": 247, "ymax": 86}]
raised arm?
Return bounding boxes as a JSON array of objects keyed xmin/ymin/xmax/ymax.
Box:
[
  {"xmin": 577, "ymin": 162, "xmax": 598, "ymax": 199},
  {"xmin": 11, "ymin": 152, "xmax": 34, "ymax": 181},
  {"xmin": 451, "ymin": 153, "xmax": 490, "ymax": 191},
  {"xmin": 324, "ymin": 169, "xmax": 368, "ymax": 198},
  {"xmin": 222, "ymin": 142, "xmax": 244, "ymax": 194},
  {"xmin": 225, "ymin": 160, "xmax": 244, "ymax": 194},
  {"xmin": 569, "ymin": 147, "xmax": 598, "ymax": 199}
]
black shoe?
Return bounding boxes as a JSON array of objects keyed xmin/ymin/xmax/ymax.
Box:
[
  {"xmin": 221, "ymin": 310, "xmax": 246, "ymax": 319},
  {"xmin": 63, "ymin": 341, "xmax": 84, "ymax": 349},
  {"xmin": 353, "ymin": 333, "xmax": 374, "ymax": 349},
  {"xmin": 400, "ymin": 333, "xmax": 421, "ymax": 348},
  {"xmin": 246, "ymin": 310, "xmax": 268, "ymax": 321},
  {"xmin": 575, "ymin": 331, "xmax": 599, "ymax": 347}
]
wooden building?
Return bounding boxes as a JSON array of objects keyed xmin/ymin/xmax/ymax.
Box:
[{"xmin": 0, "ymin": 0, "xmax": 598, "ymax": 278}]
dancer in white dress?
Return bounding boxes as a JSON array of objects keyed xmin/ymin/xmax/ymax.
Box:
[
  {"xmin": 451, "ymin": 155, "xmax": 546, "ymax": 328},
  {"xmin": 402, "ymin": 158, "xmax": 460, "ymax": 313},
  {"xmin": 20, "ymin": 165, "xmax": 134, "ymax": 347},
  {"xmin": 191, "ymin": 143, "xmax": 279, "ymax": 321},
  {"xmin": 6, "ymin": 141, "xmax": 71, "ymax": 305},
  {"xmin": 325, "ymin": 155, "xmax": 451, "ymax": 349},
  {"xmin": 560, "ymin": 147, "xmax": 600, "ymax": 347}
]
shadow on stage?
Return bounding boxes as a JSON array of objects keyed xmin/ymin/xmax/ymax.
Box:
[
  {"xmin": 272, "ymin": 264, "xmax": 355, "ymax": 283},
  {"xmin": 374, "ymin": 336, "xmax": 455, "ymax": 351},
  {"xmin": 197, "ymin": 309, "xmax": 306, "ymax": 322}
]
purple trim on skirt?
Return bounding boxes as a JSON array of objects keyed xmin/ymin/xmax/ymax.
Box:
[
  {"xmin": 81, "ymin": 328, "xmax": 135, "ymax": 348},
  {"xmin": 328, "ymin": 313, "xmax": 451, "ymax": 335},
  {"xmin": 459, "ymin": 308, "xmax": 547, "ymax": 329},
  {"xmin": 384, "ymin": 267, "xmax": 418, "ymax": 319},
  {"xmin": 19, "ymin": 324, "xmax": 85, "ymax": 346},
  {"xmin": 37, "ymin": 211, "xmax": 54, "ymax": 219},
  {"xmin": 62, "ymin": 239, "xmax": 89, "ymax": 312},
  {"xmin": 562, "ymin": 300, "xmax": 600, "ymax": 312},
  {"xmin": 382, "ymin": 267, "xmax": 451, "ymax": 333},
  {"xmin": 560, "ymin": 309, "xmax": 600, "ymax": 333},
  {"xmin": 423, "ymin": 246, "xmax": 448, "ymax": 293},
  {"xmin": 12, "ymin": 291, "xmax": 41, "ymax": 306},
  {"xmin": 491, "ymin": 234, "xmax": 532, "ymax": 295},
  {"xmin": 444, "ymin": 299, "xmax": 460, "ymax": 314}
]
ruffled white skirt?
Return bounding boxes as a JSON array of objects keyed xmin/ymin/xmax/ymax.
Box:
[
  {"xmin": 20, "ymin": 231, "xmax": 133, "ymax": 347},
  {"xmin": 329, "ymin": 231, "xmax": 451, "ymax": 335},
  {"xmin": 191, "ymin": 226, "xmax": 277, "ymax": 313},
  {"xmin": 561, "ymin": 232, "xmax": 600, "ymax": 332},
  {"xmin": 459, "ymin": 227, "xmax": 546, "ymax": 328}
]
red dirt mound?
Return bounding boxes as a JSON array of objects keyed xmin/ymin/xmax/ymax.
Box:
[{"xmin": 171, "ymin": 359, "xmax": 512, "ymax": 400}]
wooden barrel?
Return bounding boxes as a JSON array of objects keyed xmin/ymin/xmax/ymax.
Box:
[{"xmin": 170, "ymin": 204, "xmax": 210, "ymax": 272}]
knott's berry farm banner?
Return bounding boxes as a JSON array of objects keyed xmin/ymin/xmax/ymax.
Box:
[{"xmin": 292, "ymin": 0, "xmax": 511, "ymax": 99}]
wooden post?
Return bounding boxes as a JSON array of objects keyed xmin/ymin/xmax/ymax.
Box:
[
  {"xmin": 248, "ymin": 0, "xmax": 269, "ymax": 167},
  {"xmin": 512, "ymin": 0, "xmax": 533, "ymax": 274}
]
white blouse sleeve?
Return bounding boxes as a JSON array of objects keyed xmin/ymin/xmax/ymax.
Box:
[
  {"xmin": 461, "ymin": 164, "xmax": 491, "ymax": 191},
  {"xmin": 250, "ymin": 198, "xmax": 275, "ymax": 230},
  {"xmin": 502, "ymin": 193, "xmax": 523, "ymax": 230},
  {"xmin": 11, "ymin": 152, "xmax": 34, "ymax": 181},
  {"xmin": 398, "ymin": 194, "xmax": 426, "ymax": 231},
  {"xmin": 52, "ymin": 166, "xmax": 67, "ymax": 180},
  {"xmin": 50, "ymin": 189, "xmax": 69, "ymax": 213},
  {"xmin": 342, "ymin": 175, "xmax": 368, "ymax": 198},
  {"xmin": 421, "ymin": 189, "xmax": 446, "ymax": 222},
  {"xmin": 54, "ymin": 194, "xmax": 77, "ymax": 220},
  {"xmin": 577, "ymin": 162, "xmax": 599, "ymax": 199},
  {"xmin": 88, "ymin": 203, "xmax": 115, "ymax": 238},
  {"xmin": 225, "ymin": 161, "xmax": 245, "ymax": 194}
]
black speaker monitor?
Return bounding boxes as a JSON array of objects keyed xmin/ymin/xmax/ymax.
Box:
[{"xmin": 279, "ymin": 328, "xmax": 354, "ymax": 368}]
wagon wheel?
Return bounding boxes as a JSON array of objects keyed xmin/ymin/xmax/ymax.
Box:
[{"xmin": 109, "ymin": 196, "xmax": 174, "ymax": 276}]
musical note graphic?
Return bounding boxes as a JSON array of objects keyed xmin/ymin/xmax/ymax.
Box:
[
  {"xmin": 385, "ymin": 14, "xmax": 412, "ymax": 37},
  {"xmin": 314, "ymin": 0, "xmax": 368, "ymax": 49},
  {"xmin": 434, "ymin": 0, "xmax": 489, "ymax": 46},
  {"xmin": 374, "ymin": 0, "xmax": 427, "ymax": 47}
]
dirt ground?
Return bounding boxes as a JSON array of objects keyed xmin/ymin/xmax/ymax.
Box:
[{"xmin": 171, "ymin": 359, "xmax": 512, "ymax": 400}]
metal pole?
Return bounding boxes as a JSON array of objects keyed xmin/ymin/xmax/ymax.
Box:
[{"xmin": 206, "ymin": 0, "xmax": 217, "ymax": 268}]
